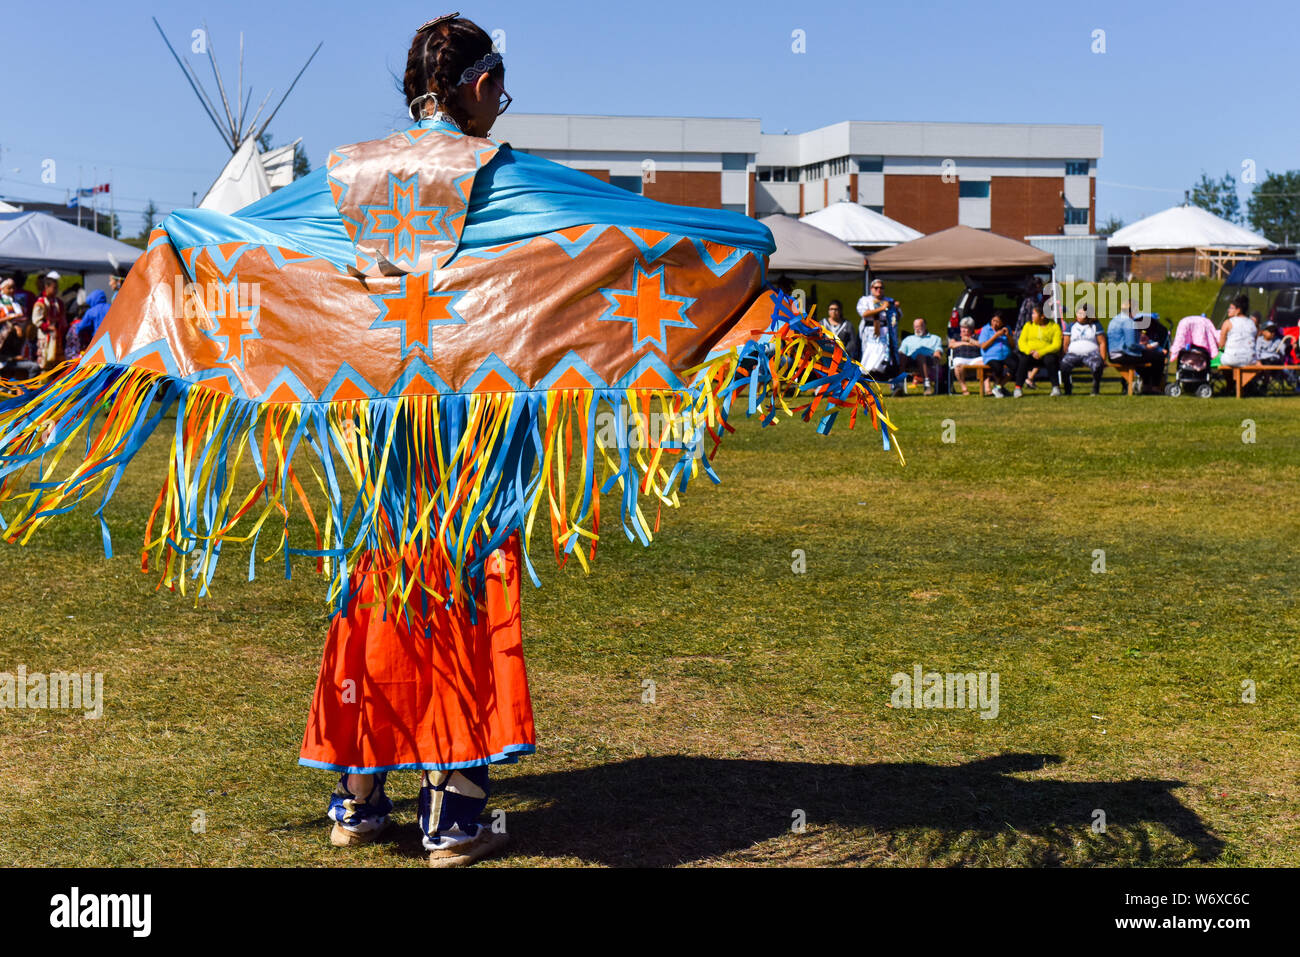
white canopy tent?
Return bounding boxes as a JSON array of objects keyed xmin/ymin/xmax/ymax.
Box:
[
  {"xmin": 0, "ymin": 211, "xmax": 141, "ymax": 274},
  {"xmin": 800, "ymin": 201, "xmax": 922, "ymax": 250},
  {"xmin": 1108, "ymin": 205, "xmax": 1274, "ymax": 251}
]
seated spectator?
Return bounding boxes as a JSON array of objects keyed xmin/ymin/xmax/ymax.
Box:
[
  {"xmin": 948, "ymin": 316, "xmax": 983, "ymax": 395},
  {"xmin": 823, "ymin": 299, "xmax": 859, "ymax": 361},
  {"xmin": 898, "ymin": 318, "xmax": 944, "ymax": 395},
  {"xmin": 1255, "ymin": 322, "xmax": 1298, "ymax": 392},
  {"xmin": 0, "ymin": 277, "xmax": 22, "ymax": 322},
  {"xmin": 1013, "ymin": 303, "xmax": 1062, "ymax": 397},
  {"xmin": 1217, "ymin": 294, "xmax": 1257, "ymax": 371},
  {"xmin": 70, "ymin": 289, "xmax": 111, "ymax": 354},
  {"xmin": 1013, "ymin": 276, "xmax": 1044, "ymax": 387},
  {"xmin": 1059, "ymin": 304, "xmax": 1108, "ymax": 396},
  {"xmin": 1108, "ymin": 299, "xmax": 1166, "ymax": 394},
  {"xmin": 977, "ymin": 311, "xmax": 1013, "ymax": 397}
]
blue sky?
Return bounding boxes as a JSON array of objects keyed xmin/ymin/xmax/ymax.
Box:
[{"xmin": 3, "ymin": 0, "xmax": 1294, "ymax": 236}]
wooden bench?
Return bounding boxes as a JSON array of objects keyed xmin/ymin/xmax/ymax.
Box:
[
  {"xmin": 1226, "ymin": 363, "xmax": 1300, "ymax": 398},
  {"xmin": 948, "ymin": 361, "xmax": 987, "ymax": 395}
]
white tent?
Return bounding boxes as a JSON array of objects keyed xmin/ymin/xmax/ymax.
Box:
[
  {"xmin": 0, "ymin": 211, "xmax": 141, "ymax": 273},
  {"xmin": 199, "ymin": 138, "xmax": 272, "ymax": 215},
  {"xmin": 800, "ymin": 201, "xmax": 922, "ymax": 249},
  {"xmin": 261, "ymin": 140, "xmax": 301, "ymax": 190},
  {"xmin": 1108, "ymin": 205, "xmax": 1274, "ymax": 251}
]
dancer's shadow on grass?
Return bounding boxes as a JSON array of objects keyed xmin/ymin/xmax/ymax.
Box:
[{"xmin": 473, "ymin": 753, "xmax": 1223, "ymax": 866}]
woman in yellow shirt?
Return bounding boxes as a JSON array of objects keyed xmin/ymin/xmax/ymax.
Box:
[{"xmin": 1014, "ymin": 303, "xmax": 1062, "ymax": 397}]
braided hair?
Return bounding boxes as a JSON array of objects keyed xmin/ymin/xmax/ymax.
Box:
[{"xmin": 403, "ymin": 15, "xmax": 501, "ymax": 132}]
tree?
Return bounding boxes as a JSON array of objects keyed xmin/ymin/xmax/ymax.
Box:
[
  {"xmin": 292, "ymin": 141, "xmax": 310, "ymax": 180},
  {"xmin": 1247, "ymin": 169, "xmax": 1300, "ymax": 246},
  {"xmin": 139, "ymin": 200, "xmax": 159, "ymax": 240},
  {"xmin": 1098, "ymin": 214, "xmax": 1124, "ymax": 238},
  {"xmin": 93, "ymin": 213, "xmax": 122, "ymax": 240},
  {"xmin": 1188, "ymin": 171, "xmax": 1241, "ymax": 224}
]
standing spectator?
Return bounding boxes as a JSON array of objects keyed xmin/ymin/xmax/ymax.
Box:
[
  {"xmin": 859, "ymin": 314, "xmax": 902, "ymax": 396},
  {"xmin": 1059, "ymin": 304, "xmax": 1108, "ymax": 396},
  {"xmin": 948, "ymin": 317, "xmax": 983, "ymax": 395},
  {"xmin": 32, "ymin": 272, "xmax": 67, "ymax": 371},
  {"xmin": 978, "ymin": 310, "xmax": 1013, "ymax": 397},
  {"xmin": 1014, "ymin": 303, "xmax": 1062, "ymax": 397},
  {"xmin": 898, "ymin": 318, "xmax": 944, "ymax": 395},
  {"xmin": 856, "ymin": 279, "xmax": 891, "ymax": 329},
  {"xmin": 824, "ymin": 299, "xmax": 859, "ymax": 361},
  {"xmin": 9, "ymin": 272, "xmax": 34, "ymax": 320},
  {"xmin": 70, "ymin": 289, "xmax": 111, "ymax": 353},
  {"xmin": 1108, "ymin": 300, "xmax": 1165, "ymax": 394},
  {"xmin": 1217, "ymin": 293, "xmax": 1257, "ymax": 371},
  {"xmin": 108, "ymin": 274, "xmax": 124, "ymax": 302},
  {"xmin": 0, "ymin": 277, "xmax": 32, "ymax": 377}
]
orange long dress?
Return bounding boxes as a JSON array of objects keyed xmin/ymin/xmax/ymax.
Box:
[{"xmin": 299, "ymin": 534, "xmax": 535, "ymax": 772}]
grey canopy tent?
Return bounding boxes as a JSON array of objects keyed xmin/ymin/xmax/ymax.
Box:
[
  {"xmin": 866, "ymin": 224, "xmax": 1053, "ymax": 282},
  {"xmin": 0, "ymin": 211, "xmax": 142, "ymax": 274},
  {"xmin": 760, "ymin": 214, "xmax": 867, "ymax": 280}
]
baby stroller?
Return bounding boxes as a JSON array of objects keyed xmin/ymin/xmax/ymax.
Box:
[{"xmin": 1165, "ymin": 345, "xmax": 1214, "ymax": 398}]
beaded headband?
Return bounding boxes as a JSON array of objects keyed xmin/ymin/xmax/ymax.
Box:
[{"xmin": 407, "ymin": 14, "xmax": 504, "ymax": 120}]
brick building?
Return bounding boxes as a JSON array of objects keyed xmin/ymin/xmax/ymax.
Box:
[{"xmin": 491, "ymin": 114, "xmax": 1103, "ymax": 242}]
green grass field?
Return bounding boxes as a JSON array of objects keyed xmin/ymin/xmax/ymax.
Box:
[{"xmin": 1, "ymin": 390, "xmax": 1297, "ymax": 867}]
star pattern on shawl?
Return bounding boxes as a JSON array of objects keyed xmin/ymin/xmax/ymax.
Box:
[
  {"xmin": 598, "ymin": 261, "xmax": 696, "ymax": 353},
  {"xmin": 369, "ymin": 273, "xmax": 467, "ymax": 357},
  {"xmin": 200, "ymin": 278, "xmax": 261, "ymax": 367},
  {"xmin": 357, "ymin": 173, "xmax": 451, "ymax": 269}
]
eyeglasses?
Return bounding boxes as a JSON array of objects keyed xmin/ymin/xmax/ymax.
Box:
[{"xmin": 497, "ymin": 90, "xmax": 512, "ymax": 116}]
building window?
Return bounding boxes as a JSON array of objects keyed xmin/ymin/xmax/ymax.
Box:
[
  {"xmin": 757, "ymin": 167, "xmax": 772, "ymax": 182},
  {"xmin": 1065, "ymin": 160, "xmax": 1089, "ymax": 176},
  {"xmin": 958, "ymin": 181, "xmax": 990, "ymax": 198},
  {"xmin": 856, "ymin": 156, "xmax": 883, "ymax": 173},
  {"xmin": 801, "ymin": 161, "xmax": 826, "ymax": 181},
  {"xmin": 1064, "ymin": 206, "xmax": 1089, "ymax": 225},
  {"xmin": 722, "ymin": 153, "xmax": 748, "ymax": 171},
  {"xmin": 610, "ymin": 175, "xmax": 643, "ymax": 194},
  {"xmin": 771, "ymin": 167, "xmax": 786, "ymax": 182},
  {"xmin": 722, "ymin": 203, "xmax": 746, "ymax": 214},
  {"xmin": 866, "ymin": 205, "xmax": 884, "ymax": 214},
  {"xmin": 827, "ymin": 156, "xmax": 852, "ymax": 177}
]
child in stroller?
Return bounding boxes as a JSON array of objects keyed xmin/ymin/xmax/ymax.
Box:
[{"xmin": 1167, "ymin": 345, "xmax": 1214, "ymax": 397}]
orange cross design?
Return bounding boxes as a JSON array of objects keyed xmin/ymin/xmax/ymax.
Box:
[
  {"xmin": 202, "ymin": 281, "xmax": 260, "ymax": 366},
  {"xmin": 369, "ymin": 275, "xmax": 467, "ymax": 357},
  {"xmin": 599, "ymin": 261, "xmax": 696, "ymax": 352},
  {"xmin": 359, "ymin": 174, "xmax": 448, "ymax": 268}
]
